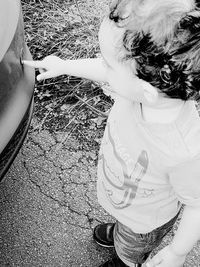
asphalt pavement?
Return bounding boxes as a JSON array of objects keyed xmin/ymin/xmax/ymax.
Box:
[{"xmin": 0, "ymin": 115, "xmax": 200, "ymax": 267}]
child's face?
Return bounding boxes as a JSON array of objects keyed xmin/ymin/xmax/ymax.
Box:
[
  {"xmin": 99, "ymin": 18, "xmax": 182, "ymax": 107},
  {"xmin": 98, "ymin": 17, "xmax": 126, "ymax": 66},
  {"xmin": 99, "ymin": 17, "xmax": 160, "ymax": 105}
]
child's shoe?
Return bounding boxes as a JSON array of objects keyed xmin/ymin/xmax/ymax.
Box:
[{"xmin": 93, "ymin": 223, "xmax": 115, "ymax": 247}]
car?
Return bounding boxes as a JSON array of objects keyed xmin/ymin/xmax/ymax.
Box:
[{"xmin": 0, "ymin": 0, "xmax": 35, "ymax": 181}]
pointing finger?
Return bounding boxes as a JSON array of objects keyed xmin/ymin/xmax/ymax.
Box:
[{"xmin": 22, "ymin": 60, "xmax": 45, "ymax": 69}]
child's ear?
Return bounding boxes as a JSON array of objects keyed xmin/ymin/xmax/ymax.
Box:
[{"xmin": 141, "ymin": 81, "xmax": 159, "ymax": 104}]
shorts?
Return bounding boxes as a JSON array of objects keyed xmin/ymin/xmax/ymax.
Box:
[{"xmin": 114, "ymin": 213, "xmax": 179, "ymax": 266}]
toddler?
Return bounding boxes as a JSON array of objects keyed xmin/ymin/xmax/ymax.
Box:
[{"xmin": 24, "ymin": 0, "xmax": 200, "ymax": 266}]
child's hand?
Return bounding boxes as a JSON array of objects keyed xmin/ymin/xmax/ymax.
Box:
[
  {"xmin": 146, "ymin": 245, "xmax": 186, "ymax": 267},
  {"xmin": 23, "ymin": 55, "xmax": 65, "ymax": 81}
]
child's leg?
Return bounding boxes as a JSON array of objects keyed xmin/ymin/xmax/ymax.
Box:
[
  {"xmin": 113, "ymin": 222, "xmax": 150, "ymax": 266},
  {"xmin": 113, "ymin": 214, "xmax": 179, "ymax": 266}
]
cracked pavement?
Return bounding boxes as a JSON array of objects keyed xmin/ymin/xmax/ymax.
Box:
[{"xmin": 0, "ymin": 116, "xmax": 200, "ymax": 266}]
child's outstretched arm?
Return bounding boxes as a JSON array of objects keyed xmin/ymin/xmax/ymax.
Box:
[
  {"xmin": 23, "ymin": 56, "xmax": 108, "ymax": 82},
  {"xmin": 23, "ymin": 55, "xmax": 158, "ymax": 104}
]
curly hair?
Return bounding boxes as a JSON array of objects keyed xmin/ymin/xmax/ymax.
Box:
[{"xmin": 120, "ymin": 2, "xmax": 200, "ymax": 100}]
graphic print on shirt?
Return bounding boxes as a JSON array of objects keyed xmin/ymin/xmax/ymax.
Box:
[{"xmin": 99, "ymin": 123, "xmax": 149, "ymax": 209}]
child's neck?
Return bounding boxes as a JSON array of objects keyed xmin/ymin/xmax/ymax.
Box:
[{"xmin": 141, "ymin": 99, "xmax": 185, "ymax": 124}]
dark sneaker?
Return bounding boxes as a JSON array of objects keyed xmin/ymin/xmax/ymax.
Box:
[
  {"xmin": 93, "ymin": 223, "xmax": 115, "ymax": 247},
  {"xmin": 99, "ymin": 257, "xmax": 129, "ymax": 267}
]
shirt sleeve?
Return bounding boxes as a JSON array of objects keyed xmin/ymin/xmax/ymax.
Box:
[{"xmin": 169, "ymin": 157, "xmax": 200, "ymax": 206}]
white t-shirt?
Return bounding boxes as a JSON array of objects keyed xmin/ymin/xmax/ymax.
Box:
[{"xmin": 97, "ymin": 98, "xmax": 200, "ymax": 233}]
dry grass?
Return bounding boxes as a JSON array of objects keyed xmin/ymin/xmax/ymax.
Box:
[
  {"xmin": 21, "ymin": 0, "xmax": 112, "ymax": 138},
  {"xmin": 22, "ymin": 0, "xmax": 108, "ymax": 59}
]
